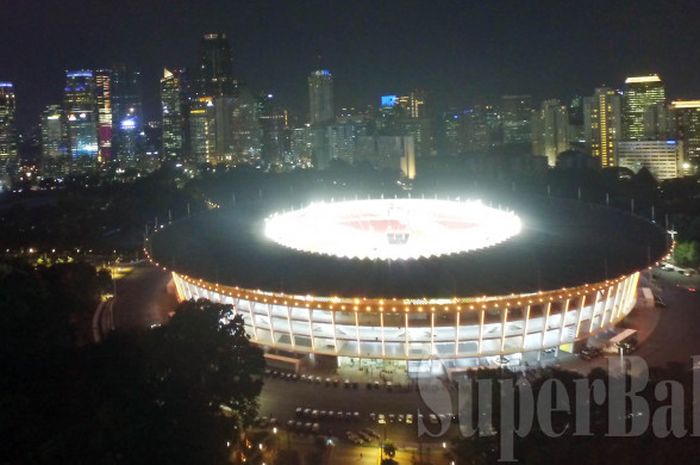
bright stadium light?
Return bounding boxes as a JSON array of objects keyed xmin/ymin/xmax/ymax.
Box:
[{"xmin": 264, "ymin": 198, "xmax": 522, "ymax": 260}]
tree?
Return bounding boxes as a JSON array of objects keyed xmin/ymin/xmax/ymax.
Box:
[
  {"xmin": 1, "ymin": 265, "xmax": 265, "ymax": 465},
  {"xmin": 674, "ymin": 240, "xmax": 700, "ymax": 268},
  {"xmin": 146, "ymin": 299, "xmax": 266, "ymax": 428}
]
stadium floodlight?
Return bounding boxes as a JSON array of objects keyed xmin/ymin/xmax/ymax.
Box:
[{"xmin": 264, "ymin": 198, "xmax": 522, "ymax": 261}]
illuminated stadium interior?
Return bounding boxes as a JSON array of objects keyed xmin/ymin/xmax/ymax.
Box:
[{"xmin": 264, "ymin": 199, "xmax": 522, "ymax": 260}]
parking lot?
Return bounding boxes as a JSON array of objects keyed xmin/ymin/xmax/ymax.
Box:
[{"xmin": 258, "ymin": 369, "xmax": 461, "ymax": 448}]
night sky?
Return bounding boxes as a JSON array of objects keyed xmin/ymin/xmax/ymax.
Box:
[{"xmin": 3, "ymin": 0, "xmax": 700, "ymax": 130}]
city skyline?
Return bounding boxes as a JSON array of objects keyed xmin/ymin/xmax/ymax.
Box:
[
  {"xmin": 2, "ymin": 4, "xmax": 700, "ymax": 462},
  {"xmin": 3, "ymin": 1, "xmax": 700, "ymax": 131}
]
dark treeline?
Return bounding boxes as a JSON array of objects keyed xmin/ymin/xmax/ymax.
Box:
[
  {"xmin": 0, "ymin": 259, "xmax": 265, "ymax": 465},
  {"xmin": 1, "ymin": 160, "xmax": 699, "ymax": 264}
]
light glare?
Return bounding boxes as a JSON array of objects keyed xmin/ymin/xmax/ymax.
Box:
[{"xmin": 264, "ymin": 198, "xmax": 522, "ymax": 260}]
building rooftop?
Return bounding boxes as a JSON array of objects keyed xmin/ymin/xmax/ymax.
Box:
[
  {"xmin": 624, "ymin": 75, "xmax": 662, "ymax": 84},
  {"xmin": 150, "ymin": 196, "xmax": 668, "ymax": 299}
]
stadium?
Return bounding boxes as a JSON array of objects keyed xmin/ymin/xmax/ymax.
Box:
[{"xmin": 147, "ymin": 194, "xmax": 669, "ymax": 376}]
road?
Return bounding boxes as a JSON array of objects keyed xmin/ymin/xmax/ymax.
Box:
[
  {"xmin": 633, "ymin": 268, "xmax": 700, "ymax": 367},
  {"xmin": 112, "ymin": 261, "xmax": 177, "ymax": 330}
]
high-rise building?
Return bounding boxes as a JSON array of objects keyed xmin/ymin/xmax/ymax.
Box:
[
  {"xmin": 0, "ymin": 82, "xmax": 17, "ymax": 182},
  {"xmin": 396, "ymin": 90, "xmax": 425, "ymax": 119},
  {"xmin": 111, "ymin": 64, "xmax": 143, "ymax": 165},
  {"xmin": 258, "ymin": 93, "xmax": 287, "ymax": 166},
  {"xmin": 622, "ymin": 75, "xmax": 666, "ymax": 141},
  {"xmin": 210, "ymin": 95, "xmax": 236, "ymax": 164},
  {"xmin": 584, "ymin": 87, "xmax": 621, "ymax": 167},
  {"xmin": 643, "ymin": 101, "xmax": 673, "ymax": 140},
  {"xmin": 568, "ymin": 96, "xmax": 586, "ymax": 148},
  {"xmin": 188, "ymin": 97, "xmax": 216, "ymax": 165},
  {"xmin": 289, "ymin": 126, "xmax": 312, "ymax": 167},
  {"xmin": 377, "ymin": 92, "xmax": 432, "ymax": 158},
  {"xmin": 501, "ymin": 95, "xmax": 532, "ymax": 145},
  {"xmin": 324, "ymin": 121, "xmax": 360, "ymax": 164},
  {"xmin": 231, "ymin": 86, "xmax": 262, "ymax": 163},
  {"xmin": 197, "ymin": 33, "xmax": 235, "ymax": 97},
  {"xmin": 95, "ymin": 69, "xmax": 112, "ymax": 163},
  {"xmin": 532, "ymin": 99, "xmax": 569, "ymax": 166},
  {"xmin": 160, "ymin": 68, "xmax": 189, "ymax": 163},
  {"xmin": 40, "ymin": 104, "xmax": 69, "ymax": 177},
  {"xmin": 308, "ymin": 69, "xmax": 334, "ymax": 126},
  {"xmin": 64, "ymin": 70, "xmax": 99, "ymax": 162},
  {"xmin": 438, "ymin": 110, "xmax": 465, "ymax": 156},
  {"xmin": 465, "ymin": 104, "xmax": 501, "ymax": 153},
  {"xmin": 670, "ymin": 100, "xmax": 700, "ymax": 172},
  {"xmin": 438, "ymin": 105, "xmax": 503, "ymax": 157},
  {"xmin": 617, "ymin": 140, "xmax": 681, "ymax": 180}
]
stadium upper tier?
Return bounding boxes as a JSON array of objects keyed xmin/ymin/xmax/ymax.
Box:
[{"xmin": 148, "ymin": 195, "xmax": 668, "ymax": 300}]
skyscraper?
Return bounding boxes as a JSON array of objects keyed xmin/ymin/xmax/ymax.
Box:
[
  {"xmin": 396, "ymin": 90, "xmax": 425, "ymax": 119},
  {"xmin": 0, "ymin": 82, "xmax": 17, "ymax": 183},
  {"xmin": 501, "ymin": 95, "xmax": 532, "ymax": 145},
  {"xmin": 231, "ymin": 86, "xmax": 262, "ymax": 163},
  {"xmin": 258, "ymin": 93, "xmax": 287, "ymax": 166},
  {"xmin": 308, "ymin": 69, "xmax": 334, "ymax": 126},
  {"xmin": 289, "ymin": 126, "xmax": 312, "ymax": 166},
  {"xmin": 211, "ymin": 95, "xmax": 236, "ymax": 164},
  {"xmin": 160, "ymin": 68, "xmax": 189, "ymax": 163},
  {"xmin": 567, "ymin": 96, "xmax": 586, "ymax": 149},
  {"xmin": 464, "ymin": 104, "xmax": 501, "ymax": 153},
  {"xmin": 643, "ymin": 102, "xmax": 673, "ymax": 140},
  {"xmin": 439, "ymin": 110, "xmax": 465, "ymax": 156},
  {"xmin": 197, "ymin": 33, "xmax": 235, "ymax": 97},
  {"xmin": 40, "ymin": 104, "xmax": 69, "ymax": 177},
  {"xmin": 584, "ymin": 87, "xmax": 621, "ymax": 168},
  {"xmin": 95, "ymin": 69, "xmax": 112, "ymax": 163},
  {"xmin": 188, "ymin": 97, "xmax": 216, "ymax": 165},
  {"xmin": 671, "ymin": 100, "xmax": 700, "ymax": 172},
  {"xmin": 622, "ymin": 75, "xmax": 666, "ymax": 141},
  {"xmin": 377, "ymin": 91, "xmax": 432, "ymax": 158},
  {"xmin": 64, "ymin": 70, "xmax": 99, "ymax": 162},
  {"xmin": 532, "ymin": 99, "xmax": 569, "ymax": 166},
  {"xmin": 111, "ymin": 64, "xmax": 143, "ymax": 165}
]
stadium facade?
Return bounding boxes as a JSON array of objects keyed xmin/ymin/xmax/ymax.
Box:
[{"xmin": 147, "ymin": 196, "xmax": 668, "ymax": 375}]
